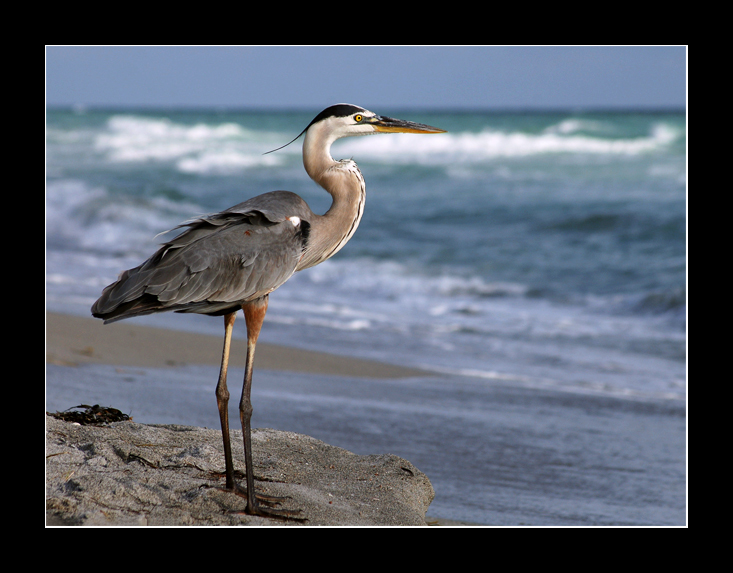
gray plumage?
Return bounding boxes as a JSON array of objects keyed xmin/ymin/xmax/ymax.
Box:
[
  {"xmin": 92, "ymin": 191, "xmax": 313, "ymax": 322},
  {"xmin": 90, "ymin": 104, "xmax": 444, "ymax": 519}
]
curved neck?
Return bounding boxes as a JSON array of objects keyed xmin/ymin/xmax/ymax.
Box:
[{"xmin": 297, "ymin": 126, "xmax": 366, "ymax": 270}]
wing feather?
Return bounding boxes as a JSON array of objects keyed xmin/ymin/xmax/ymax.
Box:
[{"xmin": 91, "ymin": 191, "xmax": 312, "ymax": 323}]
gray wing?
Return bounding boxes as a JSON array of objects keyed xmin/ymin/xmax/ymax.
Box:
[{"xmin": 92, "ymin": 191, "xmax": 312, "ymax": 323}]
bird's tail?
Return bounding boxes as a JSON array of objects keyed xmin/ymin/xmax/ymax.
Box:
[{"xmin": 91, "ymin": 264, "xmax": 167, "ymax": 323}]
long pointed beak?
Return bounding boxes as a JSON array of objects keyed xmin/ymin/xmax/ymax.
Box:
[{"xmin": 371, "ymin": 115, "xmax": 446, "ymax": 134}]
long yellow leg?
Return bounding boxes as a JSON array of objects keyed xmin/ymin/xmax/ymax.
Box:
[
  {"xmin": 239, "ymin": 295, "xmax": 302, "ymax": 519},
  {"xmin": 215, "ymin": 311, "xmax": 237, "ymax": 490}
]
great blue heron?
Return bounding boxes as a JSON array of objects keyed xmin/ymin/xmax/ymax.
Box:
[{"xmin": 91, "ymin": 104, "xmax": 445, "ymax": 519}]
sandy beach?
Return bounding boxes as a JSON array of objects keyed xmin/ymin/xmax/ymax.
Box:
[
  {"xmin": 46, "ymin": 311, "xmax": 686, "ymax": 526},
  {"xmin": 46, "ymin": 311, "xmax": 427, "ymax": 378},
  {"xmin": 46, "ymin": 311, "xmax": 450, "ymax": 524}
]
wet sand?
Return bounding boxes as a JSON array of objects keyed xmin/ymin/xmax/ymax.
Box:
[
  {"xmin": 46, "ymin": 311, "xmax": 428, "ymax": 378},
  {"xmin": 46, "ymin": 311, "xmax": 458, "ymax": 524},
  {"xmin": 46, "ymin": 311, "xmax": 686, "ymax": 526}
]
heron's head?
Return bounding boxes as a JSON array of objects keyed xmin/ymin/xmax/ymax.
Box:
[
  {"xmin": 265, "ymin": 104, "xmax": 445, "ymax": 154},
  {"xmin": 306, "ymin": 104, "xmax": 446, "ymax": 139}
]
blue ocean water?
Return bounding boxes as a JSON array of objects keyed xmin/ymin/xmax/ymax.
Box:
[{"xmin": 46, "ymin": 107, "xmax": 686, "ymax": 402}]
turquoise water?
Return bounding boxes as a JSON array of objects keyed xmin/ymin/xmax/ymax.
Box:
[{"xmin": 46, "ymin": 107, "xmax": 686, "ymax": 401}]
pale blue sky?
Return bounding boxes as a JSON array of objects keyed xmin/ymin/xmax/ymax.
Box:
[{"xmin": 46, "ymin": 46, "xmax": 686, "ymax": 110}]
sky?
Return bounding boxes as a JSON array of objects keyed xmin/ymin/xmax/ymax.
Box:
[{"xmin": 46, "ymin": 46, "xmax": 687, "ymax": 110}]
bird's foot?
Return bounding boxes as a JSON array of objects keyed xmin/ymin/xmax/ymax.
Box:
[
  {"xmin": 221, "ymin": 483, "xmax": 305, "ymax": 521},
  {"xmin": 242, "ymin": 500, "xmax": 305, "ymax": 521},
  {"xmin": 223, "ymin": 482, "xmax": 288, "ymax": 505}
]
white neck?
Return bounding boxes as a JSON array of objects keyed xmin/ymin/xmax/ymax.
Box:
[{"xmin": 297, "ymin": 124, "xmax": 367, "ymax": 270}]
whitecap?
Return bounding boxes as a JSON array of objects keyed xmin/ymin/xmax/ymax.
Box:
[{"xmin": 335, "ymin": 122, "xmax": 682, "ymax": 164}]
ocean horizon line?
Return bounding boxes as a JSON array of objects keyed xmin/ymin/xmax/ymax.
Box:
[{"xmin": 46, "ymin": 104, "xmax": 687, "ymax": 115}]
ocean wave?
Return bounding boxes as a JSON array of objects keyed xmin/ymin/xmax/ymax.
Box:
[
  {"xmin": 293, "ymin": 258, "xmax": 531, "ymax": 302},
  {"xmin": 95, "ymin": 116, "xmax": 243, "ymax": 160},
  {"xmin": 46, "ymin": 109, "xmax": 686, "ymax": 404},
  {"xmin": 542, "ymin": 118, "xmax": 607, "ymax": 135},
  {"xmin": 335, "ymin": 121, "xmax": 682, "ymax": 163},
  {"xmin": 633, "ymin": 287, "xmax": 686, "ymax": 314},
  {"xmin": 273, "ymin": 257, "xmax": 687, "ymax": 352},
  {"xmin": 46, "ymin": 179, "xmax": 201, "ymax": 255},
  {"xmin": 93, "ymin": 115, "xmax": 282, "ymax": 174},
  {"xmin": 89, "ymin": 114, "xmax": 684, "ymax": 176},
  {"xmin": 176, "ymin": 151, "xmax": 280, "ymax": 174}
]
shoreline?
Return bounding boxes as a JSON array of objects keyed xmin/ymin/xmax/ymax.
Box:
[
  {"xmin": 45, "ymin": 311, "xmax": 470, "ymax": 525},
  {"xmin": 46, "ymin": 311, "xmax": 686, "ymax": 526},
  {"xmin": 45, "ymin": 311, "xmax": 429, "ymax": 379}
]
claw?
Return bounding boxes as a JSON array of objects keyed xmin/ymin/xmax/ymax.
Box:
[
  {"xmin": 240, "ymin": 503, "xmax": 305, "ymax": 521},
  {"xmin": 220, "ymin": 483, "xmax": 306, "ymax": 521}
]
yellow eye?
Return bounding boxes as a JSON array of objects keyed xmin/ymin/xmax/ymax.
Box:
[{"xmin": 354, "ymin": 114, "xmax": 363, "ymax": 123}]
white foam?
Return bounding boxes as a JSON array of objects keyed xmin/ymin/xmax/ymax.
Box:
[
  {"xmin": 176, "ymin": 150, "xmax": 280, "ymax": 175},
  {"xmin": 543, "ymin": 118, "xmax": 604, "ymax": 135},
  {"xmin": 46, "ymin": 179, "xmax": 200, "ymax": 255},
  {"xmin": 91, "ymin": 114, "xmax": 682, "ymax": 176},
  {"xmin": 93, "ymin": 115, "xmax": 279, "ymax": 174},
  {"xmin": 335, "ymin": 122, "xmax": 682, "ymax": 163}
]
